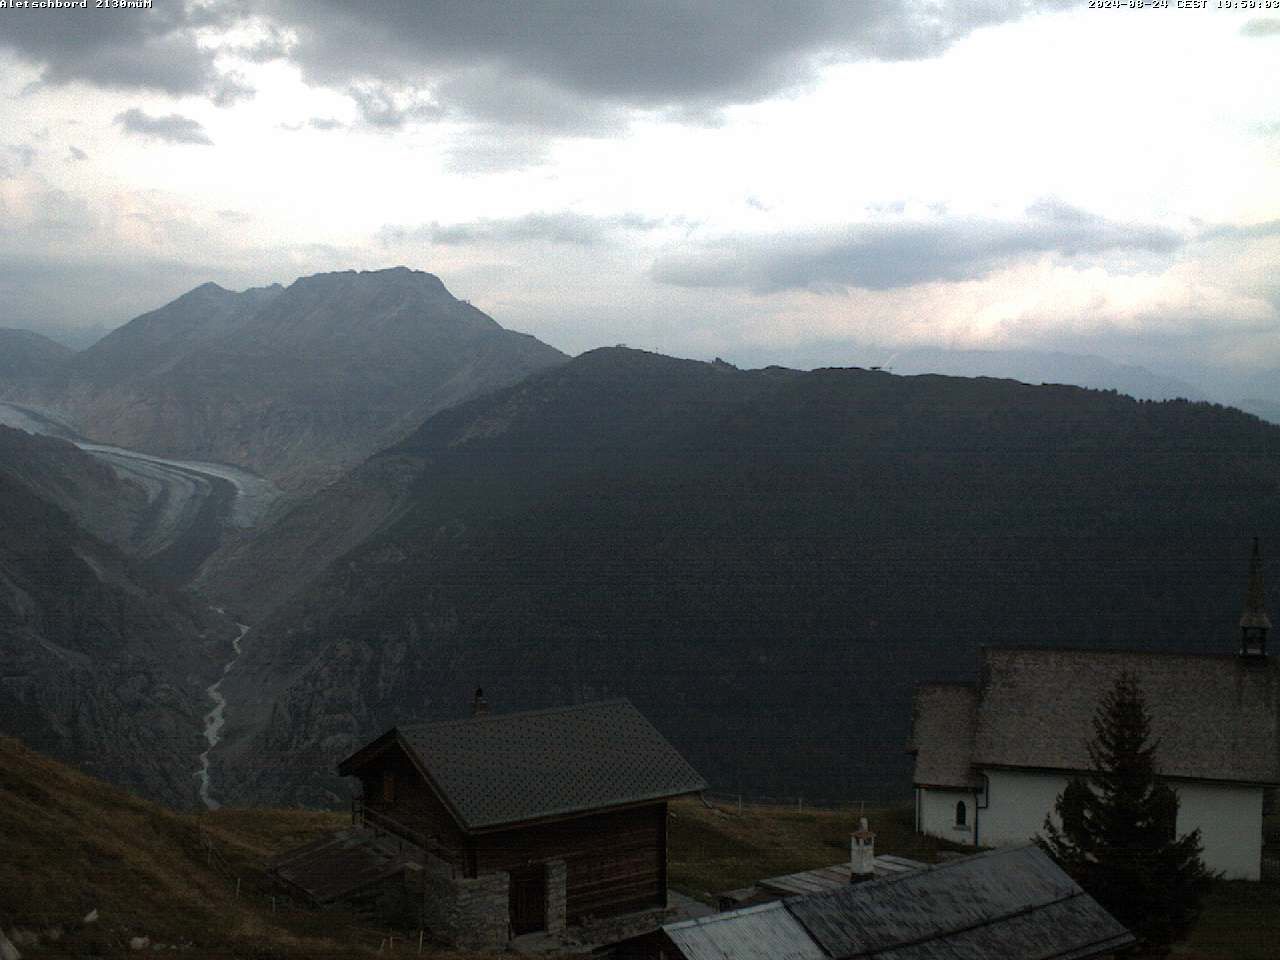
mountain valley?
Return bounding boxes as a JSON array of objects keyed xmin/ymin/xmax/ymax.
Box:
[{"xmin": 5, "ymin": 267, "xmax": 1280, "ymax": 818}]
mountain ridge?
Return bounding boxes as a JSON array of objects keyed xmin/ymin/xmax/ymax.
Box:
[{"xmin": 4, "ymin": 267, "xmax": 567, "ymax": 492}]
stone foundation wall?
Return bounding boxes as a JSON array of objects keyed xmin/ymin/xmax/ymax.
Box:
[{"xmin": 417, "ymin": 857, "xmax": 509, "ymax": 952}]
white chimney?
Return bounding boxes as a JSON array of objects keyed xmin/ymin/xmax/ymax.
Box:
[{"xmin": 850, "ymin": 817, "xmax": 875, "ymax": 883}]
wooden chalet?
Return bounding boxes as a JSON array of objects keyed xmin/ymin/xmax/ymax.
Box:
[{"xmin": 336, "ymin": 696, "xmax": 708, "ymax": 936}]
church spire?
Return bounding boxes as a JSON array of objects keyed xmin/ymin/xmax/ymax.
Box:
[{"xmin": 1239, "ymin": 537, "xmax": 1270, "ymax": 657}]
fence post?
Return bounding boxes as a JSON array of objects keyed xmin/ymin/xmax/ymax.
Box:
[{"xmin": 737, "ymin": 795, "xmax": 743, "ymax": 814}]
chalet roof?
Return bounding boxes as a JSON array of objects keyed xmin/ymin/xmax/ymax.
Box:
[
  {"xmin": 786, "ymin": 845, "xmax": 1133, "ymax": 960},
  {"xmin": 907, "ymin": 684, "xmax": 982, "ymax": 789},
  {"xmin": 385, "ymin": 699, "xmax": 707, "ymax": 830},
  {"xmin": 663, "ymin": 846, "xmax": 1132, "ymax": 960},
  {"xmin": 967, "ymin": 647, "xmax": 1280, "ymax": 784}
]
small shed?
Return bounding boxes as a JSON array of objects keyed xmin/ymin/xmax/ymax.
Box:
[{"xmin": 336, "ymin": 698, "xmax": 707, "ymax": 939}]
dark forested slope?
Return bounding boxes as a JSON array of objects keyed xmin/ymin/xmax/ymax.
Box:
[{"xmin": 213, "ymin": 349, "xmax": 1280, "ymax": 806}]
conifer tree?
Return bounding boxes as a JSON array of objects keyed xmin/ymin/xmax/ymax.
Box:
[{"xmin": 1037, "ymin": 672, "xmax": 1215, "ymax": 956}]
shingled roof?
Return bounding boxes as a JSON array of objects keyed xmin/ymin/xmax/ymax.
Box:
[
  {"xmin": 790, "ymin": 845, "xmax": 1133, "ymax": 960},
  {"xmin": 346, "ymin": 699, "xmax": 707, "ymax": 831},
  {"xmin": 914, "ymin": 647, "xmax": 1280, "ymax": 787},
  {"xmin": 907, "ymin": 684, "xmax": 982, "ymax": 789},
  {"xmin": 661, "ymin": 846, "xmax": 1133, "ymax": 960}
]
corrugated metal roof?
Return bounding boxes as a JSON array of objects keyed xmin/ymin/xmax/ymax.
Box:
[
  {"xmin": 784, "ymin": 845, "xmax": 1134, "ymax": 960},
  {"xmin": 396, "ymin": 699, "xmax": 708, "ymax": 830},
  {"xmin": 664, "ymin": 902, "xmax": 827, "ymax": 960}
]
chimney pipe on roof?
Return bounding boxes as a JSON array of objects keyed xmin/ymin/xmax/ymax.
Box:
[
  {"xmin": 471, "ymin": 687, "xmax": 489, "ymax": 718},
  {"xmin": 850, "ymin": 817, "xmax": 875, "ymax": 884}
]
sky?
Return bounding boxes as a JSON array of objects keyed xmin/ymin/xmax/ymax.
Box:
[{"xmin": 0, "ymin": 0, "xmax": 1277, "ymax": 374}]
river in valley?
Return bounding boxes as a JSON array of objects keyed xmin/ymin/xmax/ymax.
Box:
[
  {"xmin": 194, "ymin": 617, "xmax": 251, "ymax": 809},
  {"xmin": 0, "ymin": 400, "xmax": 280, "ymax": 807}
]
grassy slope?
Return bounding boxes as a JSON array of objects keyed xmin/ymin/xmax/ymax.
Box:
[
  {"xmin": 666, "ymin": 797, "xmax": 957, "ymax": 896},
  {"xmin": 3, "ymin": 740, "xmax": 1274, "ymax": 958},
  {"xmin": 0, "ymin": 736, "xmax": 463, "ymax": 959}
]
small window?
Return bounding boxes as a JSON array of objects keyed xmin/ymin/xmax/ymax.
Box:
[
  {"xmin": 382, "ymin": 771, "xmax": 396, "ymax": 804},
  {"xmin": 955, "ymin": 800, "xmax": 967, "ymax": 827}
]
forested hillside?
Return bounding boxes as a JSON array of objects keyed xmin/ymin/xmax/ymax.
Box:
[{"xmin": 212, "ymin": 349, "xmax": 1280, "ymax": 807}]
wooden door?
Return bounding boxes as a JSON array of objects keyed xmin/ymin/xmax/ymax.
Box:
[{"xmin": 509, "ymin": 866, "xmax": 546, "ymax": 935}]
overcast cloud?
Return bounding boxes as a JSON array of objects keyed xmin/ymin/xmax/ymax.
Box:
[
  {"xmin": 382, "ymin": 212, "xmax": 664, "ymax": 248},
  {"xmin": 1241, "ymin": 18, "xmax": 1280, "ymax": 36},
  {"xmin": 0, "ymin": 1, "xmax": 1276, "ymax": 384},
  {"xmin": 0, "ymin": 0, "xmax": 1073, "ymax": 126},
  {"xmin": 651, "ymin": 203, "xmax": 1183, "ymax": 293},
  {"xmin": 114, "ymin": 109, "xmax": 213, "ymax": 145},
  {"xmin": 258, "ymin": 0, "xmax": 1074, "ymax": 124},
  {"xmin": 0, "ymin": 2, "xmax": 234, "ymax": 98}
]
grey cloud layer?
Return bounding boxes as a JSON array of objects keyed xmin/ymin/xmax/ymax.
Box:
[
  {"xmin": 261, "ymin": 0, "xmax": 1071, "ymax": 127},
  {"xmin": 2, "ymin": 1, "xmax": 1072, "ymax": 130},
  {"xmin": 1242, "ymin": 18, "xmax": 1280, "ymax": 36},
  {"xmin": 651, "ymin": 204, "xmax": 1182, "ymax": 293},
  {"xmin": 381, "ymin": 211, "xmax": 663, "ymax": 247},
  {"xmin": 115, "ymin": 109, "xmax": 213, "ymax": 146},
  {"xmin": 0, "ymin": 2, "xmax": 240, "ymax": 99}
]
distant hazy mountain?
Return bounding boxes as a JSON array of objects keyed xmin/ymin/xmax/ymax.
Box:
[
  {"xmin": 0, "ymin": 425, "xmax": 219, "ymax": 806},
  {"xmin": 18, "ymin": 322, "xmax": 114, "ymax": 351},
  {"xmin": 210, "ymin": 350, "xmax": 1280, "ymax": 807},
  {"xmin": 0, "ymin": 328, "xmax": 73, "ymax": 392},
  {"xmin": 12, "ymin": 268, "xmax": 567, "ymax": 492},
  {"xmin": 887, "ymin": 347, "xmax": 1207, "ymax": 400},
  {"xmin": 725, "ymin": 343, "xmax": 1207, "ymax": 402},
  {"xmin": 1237, "ymin": 397, "xmax": 1280, "ymax": 425}
]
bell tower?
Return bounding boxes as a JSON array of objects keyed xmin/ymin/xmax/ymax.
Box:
[{"xmin": 1239, "ymin": 537, "xmax": 1270, "ymax": 658}]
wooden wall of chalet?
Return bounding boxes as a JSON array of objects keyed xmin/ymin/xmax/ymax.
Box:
[
  {"xmin": 355, "ymin": 744, "xmax": 671, "ymax": 923},
  {"xmin": 472, "ymin": 803, "xmax": 668, "ymax": 922},
  {"xmin": 358, "ymin": 748, "xmax": 467, "ymax": 864}
]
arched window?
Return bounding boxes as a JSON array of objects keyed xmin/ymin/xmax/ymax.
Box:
[{"xmin": 955, "ymin": 800, "xmax": 967, "ymax": 827}]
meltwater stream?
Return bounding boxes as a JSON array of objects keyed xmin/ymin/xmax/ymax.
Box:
[{"xmin": 194, "ymin": 619, "xmax": 250, "ymax": 809}]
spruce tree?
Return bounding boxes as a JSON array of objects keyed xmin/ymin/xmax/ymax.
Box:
[{"xmin": 1037, "ymin": 672, "xmax": 1215, "ymax": 956}]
